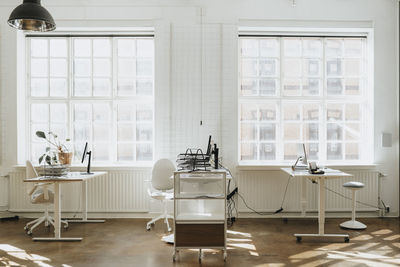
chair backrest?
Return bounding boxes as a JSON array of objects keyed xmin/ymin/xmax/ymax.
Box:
[
  {"xmin": 26, "ymin": 160, "xmax": 38, "ymax": 195},
  {"xmin": 151, "ymin": 159, "xmax": 175, "ymax": 191}
]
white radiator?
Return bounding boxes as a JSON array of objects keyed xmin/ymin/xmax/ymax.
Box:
[
  {"xmin": 8, "ymin": 169, "xmax": 151, "ymax": 213},
  {"xmin": 0, "ymin": 176, "xmax": 8, "ymax": 211},
  {"xmin": 237, "ymin": 170, "xmax": 380, "ymax": 213}
]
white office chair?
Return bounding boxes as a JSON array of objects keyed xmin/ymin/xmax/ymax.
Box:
[
  {"xmin": 146, "ymin": 159, "xmax": 175, "ymax": 232},
  {"xmin": 24, "ymin": 161, "xmax": 68, "ymax": 235},
  {"xmin": 340, "ymin": 181, "xmax": 367, "ymax": 230}
]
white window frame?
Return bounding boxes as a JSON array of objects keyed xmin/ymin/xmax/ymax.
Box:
[
  {"xmin": 22, "ymin": 30, "xmax": 156, "ymax": 166},
  {"xmin": 238, "ymin": 27, "xmax": 374, "ymax": 166}
]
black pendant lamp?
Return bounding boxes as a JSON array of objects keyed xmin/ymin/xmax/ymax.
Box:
[{"xmin": 8, "ymin": 0, "xmax": 56, "ymax": 32}]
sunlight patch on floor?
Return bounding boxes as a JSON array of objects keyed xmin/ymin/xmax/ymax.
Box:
[
  {"xmin": 351, "ymin": 234, "xmax": 373, "ymax": 241},
  {"xmin": 0, "ymin": 244, "xmax": 52, "ymax": 267},
  {"xmin": 371, "ymin": 229, "xmax": 392, "ymax": 235},
  {"xmin": 383, "ymin": 234, "xmax": 400, "ymax": 241}
]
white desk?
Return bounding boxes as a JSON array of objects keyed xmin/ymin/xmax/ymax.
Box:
[
  {"xmin": 24, "ymin": 171, "xmax": 107, "ymax": 241},
  {"xmin": 281, "ymin": 168, "xmax": 352, "ymax": 243}
]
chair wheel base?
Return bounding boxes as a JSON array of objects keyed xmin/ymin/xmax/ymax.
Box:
[{"xmin": 340, "ymin": 220, "xmax": 367, "ymax": 230}]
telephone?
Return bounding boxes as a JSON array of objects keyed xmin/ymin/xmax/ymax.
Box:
[{"xmin": 309, "ymin": 162, "xmax": 325, "ymax": 175}]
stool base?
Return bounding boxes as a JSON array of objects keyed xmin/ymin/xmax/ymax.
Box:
[{"xmin": 340, "ymin": 220, "xmax": 367, "ymax": 230}]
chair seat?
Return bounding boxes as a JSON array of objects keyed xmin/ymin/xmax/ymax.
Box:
[
  {"xmin": 150, "ymin": 191, "xmax": 173, "ymax": 201},
  {"xmin": 343, "ymin": 181, "xmax": 364, "ymax": 189}
]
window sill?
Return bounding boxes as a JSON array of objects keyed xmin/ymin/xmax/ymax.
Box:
[
  {"xmin": 13, "ymin": 164, "xmax": 152, "ymax": 172},
  {"xmin": 236, "ymin": 163, "xmax": 378, "ymax": 171}
]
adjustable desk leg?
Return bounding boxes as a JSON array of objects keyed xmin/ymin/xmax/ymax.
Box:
[
  {"xmin": 301, "ymin": 177, "xmax": 307, "ymax": 217},
  {"xmin": 33, "ymin": 182, "xmax": 82, "ymax": 241},
  {"xmin": 67, "ymin": 180, "xmax": 105, "ymax": 223},
  {"xmin": 294, "ymin": 176, "xmax": 349, "ymax": 243}
]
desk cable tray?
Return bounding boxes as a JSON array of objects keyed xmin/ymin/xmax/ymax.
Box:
[{"xmin": 176, "ymin": 148, "xmax": 211, "ymax": 172}]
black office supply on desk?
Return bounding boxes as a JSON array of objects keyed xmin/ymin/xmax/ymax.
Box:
[{"xmin": 81, "ymin": 142, "xmax": 93, "ymax": 175}]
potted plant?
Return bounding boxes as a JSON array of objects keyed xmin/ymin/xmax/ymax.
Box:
[{"xmin": 36, "ymin": 131, "xmax": 72, "ymax": 165}]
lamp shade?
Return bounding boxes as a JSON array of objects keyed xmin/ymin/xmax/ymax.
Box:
[{"xmin": 8, "ymin": 0, "xmax": 56, "ymax": 32}]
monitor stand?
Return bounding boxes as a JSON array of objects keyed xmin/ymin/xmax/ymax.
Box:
[{"xmin": 81, "ymin": 151, "xmax": 94, "ymax": 175}]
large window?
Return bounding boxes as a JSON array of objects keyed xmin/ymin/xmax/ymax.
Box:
[
  {"xmin": 239, "ymin": 36, "xmax": 372, "ymax": 164},
  {"xmin": 27, "ymin": 36, "xmax": 154, "ymax": 164}
]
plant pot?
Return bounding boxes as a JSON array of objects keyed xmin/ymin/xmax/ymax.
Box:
[{"xmin": 58, "ymin": 152, "xmax": 73, "ymax": 165}]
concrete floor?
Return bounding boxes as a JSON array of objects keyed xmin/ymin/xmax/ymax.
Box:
[{"xmin": 0, "ymin": 217, "xmax": 399, "ymax": 266}]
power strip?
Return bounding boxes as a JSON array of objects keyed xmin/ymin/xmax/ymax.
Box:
[{"xmin": 227, "ymin": 187, "xmax": 238, "ymax": 200}]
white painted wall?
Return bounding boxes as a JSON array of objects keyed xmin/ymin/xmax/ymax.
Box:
[{"xmin": 0, "ymin": 0, "xmax": 398, "ymax": 216}]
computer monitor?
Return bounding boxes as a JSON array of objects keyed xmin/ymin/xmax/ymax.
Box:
[
  {"xmin": 300, "ymin": 143, "xmax": 307, "ymax": 165},
  {"xmin": 206, "ymin": 135, "xmax": 212, "ymax": 156}
]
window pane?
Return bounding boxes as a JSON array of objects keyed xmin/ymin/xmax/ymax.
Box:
[
  {"xmin": 93, "ymin": 79, "xmax": 111, "ymax": 96},
  {"xmin": 118, "ymin": 124, "xmax": 134, "ymax": 141},
  {"xmin": 260, "ymin": 79, "xmax": 277, "ymax": 96},
  {"xmin": 302, "ymin": 78, "xmax": 321, "ymax": 96},
  {"xmin": 74, "ymin": 104, "xmax": 91, "ymax": 121},
  {"xmin": 260, "ymin": 123, "xmax": 275, "ymax": 141},
  {"xmin": 260, "ymin": 38, "xmax": 279, "ymax": 57},
  {"xmin": 50, "ymin": 104, "xmax": 67, "ymax": 123},
  {"xmin": 74, "ymin": 124, "xmax": 90, "ymax": 142},
  {"xmin": 260, "ymin": 143, "xmax": 275, "ymax": 160},
  {"xmin": 93, "ymin": 124, "xmax": 110, "ymax": 142},
  {"xmin": 50, "ymin": 39, "xmax": 67, "ymax": 57},
  {"xmin": 284, "ymin": 143, "xmax": 298, "ymax": 160},
  {"xmin": 241, "ymin": 39, "xmax": 259, "ymax": 57},
  {"xmin": 345, "ymin": 59, "xmax": 362, "ymax": 76},
  {"xmin": 50, "ymin": 79, "xmax": 67, "ymax": 97},
  {"xmin": 345, "ymin": 143, "xmax": 359, "ymax": 160},
  {"xmin": 118, "ymin": 39, "xmax": 135, "ymax": 57},
  {"xmin": 259, "ymin": 103, "xmax": 276, "ymax": 121},
  {"xmin": 326, "ymin": 39, "xmax": 343, "ymax": 58},
  {"xmin": 93, "ymin": 104, "xmax": 111, "ymax": 122},
  {"xmin": 136, "ymin": 143, "xmax": 153, "ymax": 161},
  {"xmin": 137, "ymin": 123, "xmax": 152, "ymax": 141},
  {"xmin": 137, "ymin": 105, "xmax": 153, "ymax": 122},
  {"xmin": 31, "ymin": 104, "xmax": 48, "ymax": 123},
  {"xmin": 118, "ymin": 104, "xmax": 135, "ymax": 122},
  {"xmin": 74, "ymin": 39, "xmax": 91, "ymax": 57},
  {"xmin": 305, "ymin": 143, "xmax": 319, "ymax": 160},
  {"xmin": 284, "ymin": 123, "xmax": 300, "ymax": 140},
  {"xmin": 137, "ymin": 39, "xmax": 154, "ymax": 57},
  {"xmin": 327, "ymin": 104, "xmax": 343, "ymax": 121},
  {"xmin": 259, "ymin": 59, "xmax": 278, "ymax": 76},
  {"xmin": 50, "ymin": 124, "xmax": 67, "ymax": 141},
  {"xmin": 118, "ymin": 59, "xmax": 135, "ymax": 77},
  {"xmin": 283, "ymin": 104, "xmax": 300, "ymax": 120},
  {"xmin": 31, "ymin": 39, "xmax": 48, "ymax": 57},
  {"xmin": 283, "ymin": 59, "xmax": 301, "ymax": 77},
  {"xmin": 137, "ymin": 59, "xmax": 153, "ymax": 77},
  {"xmin": 241, "ymin": 143, "xmax": 257, "ymax": 160},
  {"xmin": 283, "ymin": 78, "xmax": 301, "ymax": 96},
  {"xmin": 303, "ymin": 104, "xmax": 319, "ymax": 121},
  {"xmin": 303, "ymin": 123, "xmax": 319, "ymax": 141},
  {"xmin": 50, "ymin": 59, "xmax": 67, "ymax": 77},
  {"xmin": 327, "ymin": 123, "xmax": 343, "ymax": 141},
  {"xmin": 118, "ymin": 79, "xmax": 135, "ymax": 96},
  {"xmin": 93, "ymin": 59, "xmax": 111, "ymax": 77},
  {"xmin": 345, "ymin": 78, "xmax": 362, "ymax": 95},
  {"xmin": 241, "ymin": 79, "xmax": 258, "ymax": 96},
  {"xmin": 344, "ymin": 39, "xmax": 363, "ymax": 57},
  {"xmin": 345, "ymin": 104, "xmax": 360, "ymax": 121},
  {"xmin": 74, "ymin": 59, "xmax": 91, "ymax": 77},
  {"xmin": 93, "ymin": 39, "xmax": 111, "ymax": 57},
  {"xmin": 326, "ymin": 59, "xmax": 343, "ymax": 76},
  {"xmin": 241, "ymin": 123, "xmax": 257, "ymax": 141},
  {"xmin": 241, "ymin": 104, "xmax": 257, "ymax": 121},
  {"xmin": 303, "ymin": 59, "xmax": 321, "ymax": 76},
  {"xmin": 303, "ymin": 39, "xmax": 322, "ymax": 58},
  {"xmin": 345, "ymin": 123, "xmax": 360, "ymax": 140},
  {"xmin": 93, "ymin": 144, "xmax": 109, "ymax": 161},
  {"xmin": 327, "ymin": 143, "xmax": 343, "ymax": 160},
  {"xmin": 136, "ymin": 80, "xmax": 153, "ymax": 96},
  {"xmin": 327, "ymin": 78, "xmax": 343, "ymax": 95},
  {"xmin": 283, "ymin": 38, "xmax": 301, "ymax": 57},
  {"xmin": 74, "ymin": 78, "xmax": 91, "ymax": 96},
  {"xmin": 242, "ymin": 59, "xmax": 257, "ymax": 76},
  {"xmin": 118, "ymin": 144, "xmax": 134, "ymax": 161},
  {"xmin": 31, "ymin": 59, "xmax": 48, "ymax": 77},
  {"xmin": 31, "ymin": 78, "xmax": 48, "ymax": 97}
]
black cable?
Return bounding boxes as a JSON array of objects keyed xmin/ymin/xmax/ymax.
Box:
[{"xmin": 324, "ymin": 186, "xmax": 384, "ymax": 210}]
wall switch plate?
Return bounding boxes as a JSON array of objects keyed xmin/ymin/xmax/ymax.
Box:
[{"xmin": 381, "ymin": 132, "xmax": 392, "ymax": 147}]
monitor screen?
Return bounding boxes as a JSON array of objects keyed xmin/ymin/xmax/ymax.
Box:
[{"xmin": 81, "ymin": 142, "xmax": 88, "ymax": 163}]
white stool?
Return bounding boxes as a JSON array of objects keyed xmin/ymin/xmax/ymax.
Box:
[{"xmin": 340, "ymin": 181, "xmax": 367, "ymax": 230}]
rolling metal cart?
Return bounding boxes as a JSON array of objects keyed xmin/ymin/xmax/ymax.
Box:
[{"xmin": 173, "ymin": 170, "xmax": 227, "ymax": 262}]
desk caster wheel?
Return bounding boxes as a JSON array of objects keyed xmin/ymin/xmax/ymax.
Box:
[
  {"xmin": 172, "ymin": 253, "xmax": 176, "ymax": 262},
  {"xmin": 27, "ymin": 230, "xmax": 32, "ymax": 236},
  {"xmin": 296, "ymin": 236, "xmax": 302, "ymax": 242},
  {"xmin": 24, "ymin": 226, "xmax": 29, "ymax": 231},
  {"xmin": 199, "ymin": 249, "xmax": 202, "ymax": 263},
  {"xmin": 344, "ymin": 237, "xmax": 350, "ymax": 243},
  {"xmin": 223, "ymin": 251, "xmax": 227, "ymax": 261}
]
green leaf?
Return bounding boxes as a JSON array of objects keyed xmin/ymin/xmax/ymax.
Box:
[
  {"xmin": 36, "ymin": 131, "xmax": 46, "ymax": 139},
  {"xmin": 66, "ymin": 138, "xmax": 70, "ymax": 142},
  {"xmin": 46, "ymin": 147, "xmax": 50, "ymax": 152},
  {"xmin": 39, "ymin": 155, "xmax": 44, "ymax": 164},
  {"xmin": 45, "ymin": 155, "xmax": 51, "ymax": 165}
]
